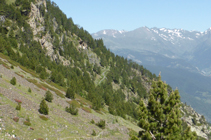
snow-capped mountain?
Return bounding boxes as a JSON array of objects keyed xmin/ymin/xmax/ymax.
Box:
[
  {"xmin": 92, "ymin": 27, "xmax": 211, "ymax": 75},
  {"xmin": 92, "ymin": 29, "xmax": 127, "ymax": 38}
]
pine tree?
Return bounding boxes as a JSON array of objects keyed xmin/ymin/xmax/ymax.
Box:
[
  {"xmin": 10, "ymin": 77, "xmax": 16, "ymax": 85},
  {"xmin": 39, "ymin": 99, "xmax": 49, "ymax": 115},
  {"xmin": 66, "ymin": 87, "xmax": 75, "ymax": 99},
  {"xmin": 45, "ymin": 90, "xmax": 53, "ymax": 102},
  {"xmin": 138, "ymin": 75, "xmax": 196, "ymax": 140}
]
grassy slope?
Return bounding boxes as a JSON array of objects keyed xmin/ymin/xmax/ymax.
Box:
[{"xmin": 0, "ymin": 54, "xmax": 141, "ymax": 139}]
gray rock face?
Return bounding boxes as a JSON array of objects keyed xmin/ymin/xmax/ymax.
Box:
[
  {"xmin": 181, "ymin": 105, "xmax": 211, "ymax": 139},
  {"xmin": 27, "ymin": 0, "xmax": 71, "ymax": 66}
]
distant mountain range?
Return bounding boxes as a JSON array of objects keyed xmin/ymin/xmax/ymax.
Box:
[
  {"xmin": 92, "ymin": 27, "xmax": 211, "ymax": 75},
  {"xmin": 92, "ymin": 27, "xmax": 211, "ymax": 121}
]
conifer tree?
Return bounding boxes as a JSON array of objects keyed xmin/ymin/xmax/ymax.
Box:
[
  {"xmin": 10, "ymin": 77, "xmax": 16, "ymax": 85},
  {"xmin": 45, "ymin": 90, "xmax": 53, "ymax": 102},
  {"xmin": 39, "ymin": 99, "xmax": 49, "ymax": 115},
  {"xmin": 138, "ymin": 75, "xmax": 196, "ymax": 140},
  {"xmin": 66, "ymin": 87, "xmax": 75, "ymax": 99}
]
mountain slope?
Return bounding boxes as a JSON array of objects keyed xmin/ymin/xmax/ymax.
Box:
[
  {"xmin": 0, "ymin": 0, "xmax": 210, "ymax": 139},
  {"xmin": 92, "ymin": 27, "xmax": 211, "ymax": 122}
]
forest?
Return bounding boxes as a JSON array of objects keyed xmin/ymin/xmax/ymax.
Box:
[{"xmin": 0, "ymin": 0, "xmax": 203, "ymax": 139}]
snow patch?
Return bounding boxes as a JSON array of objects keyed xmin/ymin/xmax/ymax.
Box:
[
  {"xmin": 103, "ymin": 30, "xmax": 106, "ymax": 34},
  {"xmin": 152, "ymin": 29, "xmax": 158, "ymax": 34},
  {"xmin": 119, "ymin": 30, "xmax": 126, "ymax": 34}
]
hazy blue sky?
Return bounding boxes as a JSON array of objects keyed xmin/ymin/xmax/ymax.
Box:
[{"xmin": 52, "ymin": 0, "xmax": 210, "ymax": 33}]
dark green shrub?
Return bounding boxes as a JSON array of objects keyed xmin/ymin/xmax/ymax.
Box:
[
  {"xmin": 91, "ymin": 130, "xmax": 96, "ymax": 136},
  {"xmin": 90, "ymin": 119, "xmax": 95, "ymax": 124},
  {"xmin": 65, "ymin": 104, "xmax": 78, "ymax": 115},
  {"xmin": 96, "ymin": 120, "xmax": 105, "ymax": 129},
  {"xmin": 28, "ymin": 88, "xmax": 31, "ymax": 93},
  {"xmin": 11, "ymin": 65, "xmax": 14, "ymax": 69},
  {"xmin": 39, "ymin": 99, "xmax": 49, "ymax": 115},
  {"xmin": 16, "ymin": 103, "xmax": 21, "ymax": 110},
  {"xmin": 45, "ymin": 90, "xmax": 53, "ymax": 102},
  {"xmin": 66, "ymin": 87, "xmax": 75, "ymax": 99},
  {"xmin": 10, "ymin": 77, "xmax": 16, "ymax": 85}
]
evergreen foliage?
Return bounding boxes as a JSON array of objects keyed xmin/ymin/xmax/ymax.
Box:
[
  {"xmin": 91, "ymin": 130, "xmax": 96, "ymax": 136},
  {"xmin": 0, "ymin": 1, "xmax": 205, "ymax": 138},
  {"xmin": 138, "ymin": 75, "xmax": 196, "ymax": 140},
  {"xmin": 0, "ymin": 0, "xmax": 166, "ymax": 122},
  {"xmin": 28, "ymin": 87, "xmax": 31, "ymax": 93},
  {"xmin": 39, "ymin": 99, "xmax": 49, "ymax": 115},
  {"xmin": 16, "ymin": 103, "xmax": 21, "ymax": 110},
  {"xmin": 65, "ymin": 104, "xmax": 78, "ymax": 115},
  {"xmin": 66, "ymin": 87, "xmax": 75, "ymax": 99},
  {"xmin": 45, "ymin": 90, "xmax": 53, "ymax": 102},
  {"xmin": 10, "ymin": 77, "xmax": 16, "ymax": 85},
  {"xmin": 96, "ymin": 119, "xmax": 105, "ymax": 129}
]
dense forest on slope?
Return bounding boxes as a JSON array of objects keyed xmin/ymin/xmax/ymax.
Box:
[
  {"xmin": 0, "ymin": 0, "xmax": 157, "ymax": 120},
  {"xmin": 0, "ymin": 0, "xmax": 210, "ymax": 139}
]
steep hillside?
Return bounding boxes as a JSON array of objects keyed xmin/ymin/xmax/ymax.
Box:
[
  {"xmin": 0, "ymin": 54, "xmax": 142, "ymax": 139},
  {"xmin": 0, "ymin": 0, "xmax": 211, "ymax": 139},
  {"xmin": 92, "ymin": 27, "xmax": 211, "ymax": 122}
]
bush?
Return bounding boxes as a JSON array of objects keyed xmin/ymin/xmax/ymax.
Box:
[
  {"xmin": 10, "ymin": 77, "xmax": 16, "ymax": 85},
  {"xmin": 28, "ymin": 88, "xmax": 31, "ymax": 93},
  {"xmin": 65, "ymin": 104, "xmax": 78, "ymax": 115},
  {"xmin": 90, "ymin": 119, "xmax": 95, "ymax": 124},
  {"xmin": 91, "ymin": 130, "xmax": 96, "ymax": 136},
  {"xmin": 96, "ymin": 120, "xmax": 105, "ymax": 129},
  {"xmin": 39, "ymin": 99, "xmax": 49, "ymax": 115},
  {"xmin": 45, "ymin": 90, "xmax": 53, "ymax": 102},
  {"xmin": 66, "ymin": 87, "xmax": 75, "ymax": 99},
  {"xmin": 16, "ymin": 103, "xmax": 21, "ymax": 110}
]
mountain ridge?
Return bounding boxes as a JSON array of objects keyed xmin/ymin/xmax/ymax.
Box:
[
  {"xmin": 92, "ymin": 26, "xmax": 211, "ymax": 75},
  {"xmin": 0, "ymin": 0, "xmax": 210, "ymax": 139}
]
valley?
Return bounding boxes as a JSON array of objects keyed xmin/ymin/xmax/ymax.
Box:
[
  {"xmin": 0, "ymin": 0, "xmax": 211, "ymax": 139},
  {"xmin": 92, "ymin": 27, "xmax": 211, "ymax": 122}
]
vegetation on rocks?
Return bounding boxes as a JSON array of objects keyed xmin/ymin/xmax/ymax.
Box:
[
  {"xmin": 138, "ymin": 75, "xmax": 197, "ymax": 139},
  {"xmin": 65, "ymin": 104, "xmax": 78, "ymax": 115},
  {"xmin": 0, "ymin": 0, "xmax": 209, "ymax": 139}
]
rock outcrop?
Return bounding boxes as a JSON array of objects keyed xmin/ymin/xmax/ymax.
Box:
[{"xmin": 181, "ymin": 105, "xmax": 211, "ymax": 139}]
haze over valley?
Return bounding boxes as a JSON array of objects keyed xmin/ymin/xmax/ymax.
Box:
[
  {"xmin": 92, "ymin": 27, "xmax": 211, "ymax": 121},
  {"xmin": 0, "ymin": 0, "xmax": 211, "ymax": 139}
]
